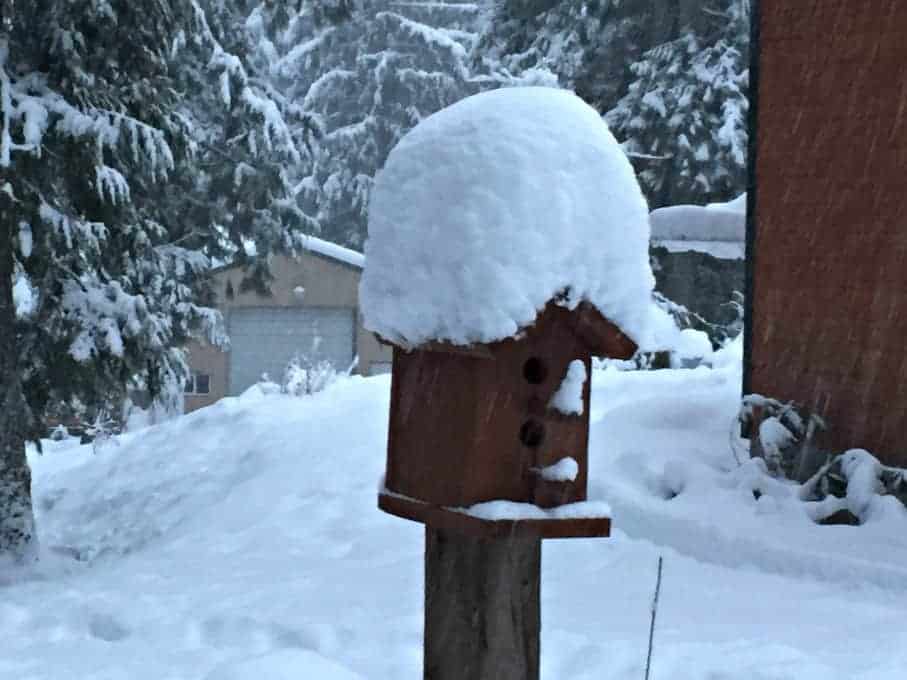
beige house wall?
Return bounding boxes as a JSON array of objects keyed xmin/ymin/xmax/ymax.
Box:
[{"xmin": 184, "ymin": 251, "xmax": 391, "ymax": 413}]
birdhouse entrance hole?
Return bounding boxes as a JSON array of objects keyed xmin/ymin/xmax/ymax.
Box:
[
  {"xmin": 519, "ymin": 419, "xmax": 546, "ymax": 448},
  {"xmin": 522, "ymin": 357, "xmax": 547, "ymax": 385}
]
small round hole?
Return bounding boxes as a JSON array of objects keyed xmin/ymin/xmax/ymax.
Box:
[
  {"xmin": 519, "ymin": 419, "xmax": 546, "ymax": 448},
  {"xmin": 522, "ymin": 357, "xmax": 547, "ymax": 385}
]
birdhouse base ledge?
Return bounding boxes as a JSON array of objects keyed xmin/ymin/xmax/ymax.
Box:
[{"xmin": 378, "ymin": 491, "xmax": 611, "ymax": 539}]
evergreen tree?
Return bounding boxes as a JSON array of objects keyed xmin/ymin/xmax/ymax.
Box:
[
  {"xmin": 472, "ymin": 1, "xmax": 651, "ymax": 112},
  {"xmin": 273, "ymin": 0, "xmax": 486, "ymax": 247},
  {"xmin": 475, "ymin": 0, "xmax": 750, "ymax": 207},
  {"xmin": 164, "ymin": 0, "xmax": 323, "ymax": 289},
  {"xmin": 606, "ymin": 0, "xmax": 750, "ymax": 207},
  {"xmin": 0, "ymin": 0, "xmax": 311, "ymax": 559}
]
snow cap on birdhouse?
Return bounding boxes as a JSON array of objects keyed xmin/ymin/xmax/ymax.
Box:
[
  {"xmin": 363, "ymin": 88, "xmax": 670, "ymax": 538},
  {"xmin": 360, "ymin": 86, "xmax": 675, "ymax": 352}
]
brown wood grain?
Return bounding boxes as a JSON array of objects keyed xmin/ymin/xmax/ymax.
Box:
[
  {"xmin": 751, "ymin": 0, "xmax": 907, "ymax": 466},
  {"xmin": 424, "ymin": 527, "xmax": 540, "ymax": 680},
  {"xmin": 383, "ymin": 303, "xmax": 621, "ymax": 512}
]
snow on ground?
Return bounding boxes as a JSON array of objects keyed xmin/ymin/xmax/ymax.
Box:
[
  {"xmin": 361, "ymin": 87, "xmax": 676, "ymax": 350},
  {"xmin": 4, "ymin": 345, "xmax": 907, "ymax": 679}
]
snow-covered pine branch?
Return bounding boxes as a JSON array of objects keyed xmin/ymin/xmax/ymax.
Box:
[
  {"xmin": 189, "ymin": 0, "xmax": 302, "ymax": 164},
  {"xmin": 2, "ymin": 43, "xmax": 175, "ymax": 186},
  {"xmin": 276, "ymin": 0, "xmax": 482, "ymax": 247}
]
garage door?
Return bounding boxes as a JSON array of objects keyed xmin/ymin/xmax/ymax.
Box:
[{"xmin": 227, "ymin": 307, "xmax": 355, "ymax": 395}]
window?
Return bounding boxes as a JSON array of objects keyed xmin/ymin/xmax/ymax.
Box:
[
  {"xmin": 184, "ymin": 373, "xmax": 211, "ymax": 395},
  {"xmin": 195, "ymin": 373, "xmax": 210, "ymax": 394}
]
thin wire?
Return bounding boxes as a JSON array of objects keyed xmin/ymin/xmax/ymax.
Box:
[{"xmin": 644, "ymin": 556, "xmax": 664, "ymax": 680}]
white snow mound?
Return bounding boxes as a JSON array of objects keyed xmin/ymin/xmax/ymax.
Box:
[{"xmin": 361, "ymin": 86, "xmax": 671, "ymax": 349}]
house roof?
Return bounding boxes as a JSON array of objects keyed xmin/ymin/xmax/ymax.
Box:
[
  {"xmin": 649, "ymin": 202, "xmax": 745, "ymax": 242},
  {"xmin": 210, "ymin": 236, "xmax": 364, "ymax": 275},
  {"xmin": 299, "ymin": 235, "xmax": 365, "ymax": 269}
]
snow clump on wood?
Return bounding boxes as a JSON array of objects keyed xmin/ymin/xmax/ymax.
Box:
[
  {"xmin": 360, "ymin": 87, "xmax": 674, "ymax": 349},
  {"xmin": 549, "ymin": 360, "xmax": 587, "ymax": 416}
]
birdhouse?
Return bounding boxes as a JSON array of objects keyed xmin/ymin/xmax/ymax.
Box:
[{"xmin": 378, "ymin": 299, "xmax": 637, "ymax": 539}]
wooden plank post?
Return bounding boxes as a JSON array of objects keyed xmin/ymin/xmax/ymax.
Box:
[{"xmin": 425, "ymin": 528, "xmax": 540, "ymax": 680}]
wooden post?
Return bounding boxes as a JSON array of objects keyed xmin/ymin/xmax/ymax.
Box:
[{"xmin": 425, "ymin": 528, "xmax": 540, "ymax": 680}]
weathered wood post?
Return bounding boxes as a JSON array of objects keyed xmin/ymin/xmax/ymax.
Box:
[
  {"xmin": 424, "ymin": 528, "xmax": 540, "ymax": 680},
  {"xmin": 358, "ymin": 87, "xmax": 659, "ymax": 680}
]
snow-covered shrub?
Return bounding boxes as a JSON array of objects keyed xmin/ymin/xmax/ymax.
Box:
[
  {"xmin": 281, "ymin": 355, "xmax": 337, "ymax": 396},
  {"xmin": 48, "ymin": 425, "xmax": 71, "ymax": 442},
  {"xmin": 615, "ymin": 293, "xmax": 724, "ymax": 372},
  {"xmin": 738, "ymin": 396, "xmax": 907, "ymax": 525},
  {"xmin": 737, "ymin": 394, "xmax": 826, "ymax": 480},
  {"xmin": 800, "ymin": 449, "xmax": 907, "ymax": 525},
  {"xmin": 723, "ymin": 290, "xmax": 745, "ymax": 340},
  {"xmin": 653, "ymin": 291, "xmax": 742, "ymax": 350},
  {"xmin": 253, "ymin": 374, "xmax": 282, "ymax": 397},
  {"xmin": 83, "ymin": 410, "xmax": 122, "ymax": 455}
]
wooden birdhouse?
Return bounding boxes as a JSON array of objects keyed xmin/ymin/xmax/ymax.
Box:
[{"xmin": 378, "ymin": 299, "xmax": 637, "ymax": 539}]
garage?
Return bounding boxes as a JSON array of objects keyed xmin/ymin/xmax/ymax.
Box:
[
  {"xmin": 184, "ymin": 245, "xmax": 392, "ymax": 413},
  {"xmin": 227, "ymin": 306, "xmax": 356, "ymax": 395}
]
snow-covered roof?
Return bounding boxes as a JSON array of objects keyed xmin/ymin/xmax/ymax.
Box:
[
  {"xmin": 649, "ymin": 195, "xmax": 746, "ymax": 242},
  {"xmin": 649, "ymin": 194, "xmax": 746, "ymax": 259},
  {"xmin": 360, "ymin": 87, "xmax": 674, "ymax": 349},
  {"xmin": 299, "ymin": 235, "xmax": 365, "ymax": 269},
  {"xmin": 224, "ymin": 235, "xmax": 365, "ymax": 271}
]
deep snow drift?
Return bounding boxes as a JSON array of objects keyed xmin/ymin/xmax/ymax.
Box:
[
  {"xmin": 360, "ymin": 87, "xmax": 675, "ymax": 350},
  {"xmin": 4, "ymin": 345, "xmax": 907, "ymax": 679}
]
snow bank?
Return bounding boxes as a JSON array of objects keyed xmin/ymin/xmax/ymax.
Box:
[
  {"xmin": 588, "ymin": 363, "xmax": 907, "ymax": 592},
  {"xmin": 206, "ymin": 649, "xmax": 364, "ymax": 680},
  {"xmin": 361, "ymin": 86, "xmax": 672, "ymax": 350},
  {"xmin": 672, "ymin": 328, "xmax": 713, "ymax": 365},
  {"xmin": 9, "ymin": 339, "xmax": 907, "ymax": 679},
  {"xmin": 708, "ymin": 192, "xmax": 747, "ymax": 213}
]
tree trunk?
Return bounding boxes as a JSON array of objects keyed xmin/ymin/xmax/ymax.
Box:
[
  {"xmin": 424, "ymin": 528, "xmax": 540, "ymax": 680},
  {"xmin": 0, "ymin": 194, "xmax": 36, "ymax": 560}
]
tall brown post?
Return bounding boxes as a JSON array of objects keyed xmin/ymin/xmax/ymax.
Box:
[
  {"xmin": 425, "ymin": 529, "xmax": 540, "ymax": 680},
  {"xmin": 746, "ymin": 0, "xmax": 907, "ymax": 466}
]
